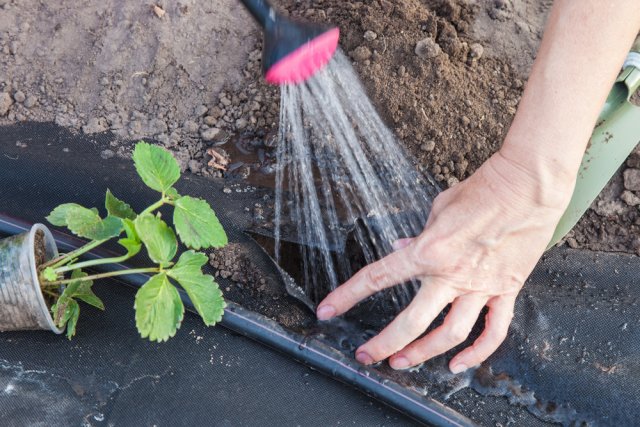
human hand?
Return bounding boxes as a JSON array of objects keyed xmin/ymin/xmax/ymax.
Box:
[{"xmin": 316, "ymin": 150, "xmax": 573, "ymax": 373}]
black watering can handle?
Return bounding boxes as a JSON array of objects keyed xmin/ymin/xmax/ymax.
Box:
[{"xmin": 239, "ymin": 0, "xmax": 277, "ymax": 28}]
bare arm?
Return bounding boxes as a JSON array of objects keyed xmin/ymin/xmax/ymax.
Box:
[
  {"xmin": 502, "ymin": 0, "xmax": 640, "ymax": 206},
  {"xmin": 317, "ymin": 0, "xmax": 640, "ymax": 373}
]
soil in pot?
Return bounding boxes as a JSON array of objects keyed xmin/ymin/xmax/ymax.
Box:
[
  {"xmin": 33, "ymin": 229, "xmax": 56, "ymax": 308},
  {"xmin": 33, "ymin": 229, "xmax": 46, "ymax": 266}
]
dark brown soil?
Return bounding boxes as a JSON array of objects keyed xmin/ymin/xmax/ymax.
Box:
[
  {"xmin": 208, "ymin": 242, "xmax": 311, "ymax": 329},
  {"xmin": 1, "ymin": 0, "xmax": 638, "ymax": 255},
  {"xmin": 33, "ymin": 230, "xmax": 46, "ymax": 268},
  {"xmin": 33, "ymin": 229, "xmax": 57, "ymax": 307},
  {"xmin": 283, "ymin": 0, "xmax": 522, "ymax": 188},
  {"xmin": 276, "ymin": 0, "xmax": 640, "ymax": 255}
]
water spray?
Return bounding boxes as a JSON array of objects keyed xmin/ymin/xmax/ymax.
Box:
[{"xmin": 239, "ymin": 0, "xmax": 340, "ymax": 84}]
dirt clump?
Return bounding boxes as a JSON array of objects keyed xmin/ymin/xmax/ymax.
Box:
[
  {"xmin": 209, "ymin": 242, "xmax": 270, "ymax": 287},
  {"xmin": 208, "ymin": 242, "xmax": 310, "ymax": 329}
]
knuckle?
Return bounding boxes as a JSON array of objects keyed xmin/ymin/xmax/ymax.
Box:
[
  {"xmin": 505, "ymin": 308, "xmax": 515, "ymax": 323},
  {"xmin": 406, "ymin": 248, "xmax": 427, "ymax": 271},
  {"xmin": 363, "ymin": 266, "xmax": 386, "ymax": 293},
  {"xmin": 446, "ymin": 323, "xmax": 472, "ymax": 345},
  {"xmin": 418, "ymin": 238, "xmax": 447, "ymax": 263},
  {"xmin": 410, "ymin": 241, "xmax": 440, "ymax": 271},
  {"xmin": 505, "ymin": 275, "xmax": 524, "ymax": 292}
]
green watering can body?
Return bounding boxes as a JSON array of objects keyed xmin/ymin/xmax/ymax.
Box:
[{"xmin": 548, "ymin": 40, "xmax": 640, "ymax": 248}]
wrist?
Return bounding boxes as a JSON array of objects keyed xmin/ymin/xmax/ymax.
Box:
[{"xmin": 487, "ymin": 146, "xmax": 576, "ymax": 212}]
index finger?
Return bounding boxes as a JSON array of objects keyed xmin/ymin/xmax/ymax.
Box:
[{"xmin": 317, "ymin": 245, "xmax": 422, "ymax": 320}]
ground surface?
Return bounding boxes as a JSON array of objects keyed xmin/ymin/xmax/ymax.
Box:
[
  {"xmin": 0, "ymin": 0, "xmax": 638, "ymax": 250},
  {"xmin": 2, "ymin": 3, "xmax": 640, "ymax": 425}
]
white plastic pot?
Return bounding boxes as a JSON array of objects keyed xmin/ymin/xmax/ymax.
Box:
[{"xmin": 0, "ymin": 223, "xmax": 62, "ymax": 333}]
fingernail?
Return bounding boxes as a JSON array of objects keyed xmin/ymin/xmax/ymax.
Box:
[
  {"xmin": 317, "ymin": 305, "xmax": 336, "ymax": 320},
  {"xmin": 450, "ymin": 363, "xmax": 468, "ymax": 374},
  {"xmin": 356, "ymin": 351, "xmax": 374, "ymax": 365},
  {"xmin": 390, "ymin": 356, "xmax": 411, "ymax": 370}
]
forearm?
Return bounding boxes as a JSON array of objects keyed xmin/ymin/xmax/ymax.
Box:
[{"xmin": 500, "ymin": 0, "xmax": 640, "ymax": 205}]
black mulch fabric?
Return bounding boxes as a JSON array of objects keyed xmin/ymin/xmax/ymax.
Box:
[{"xmin": 2, "ymin": 122, "xmax": 640, "ymax": 426}]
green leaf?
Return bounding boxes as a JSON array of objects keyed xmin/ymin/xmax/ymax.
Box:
[
  {"xmin": 170, "ymin": 250, "xmax": 208, "ymax": 274},
  {"xmin": 74, "ymin": 289, "xmax": 104, "ymax": 310},
  {"xmin": 168, "ymin": 251, "xmax": 225, "ymax": 325},
  {"xmin": 63, "ymin": 205, "xmax": 123, "ymax": 240},
  {"xmin": 174, "ymin": 196, "xmax": 228, "ymax": 250},
  {"xmin": 132, "ymin": 142, "xmax": 180, "ymax": 193},
  {"xmin": 118, "ymin": 238, "xmax": 142, "ymax": 257},
  {"xmin": 52, "ymin": 269, "xmax": 84, "ymax": 324},
  {"xmin": 46, "ymin": 203, "xmax": 85, "ymax": 227},
  {"xmin": 122, "ymin": 218, "xmax": 139, "ymax": 241},
  {"xmin": 135, "ymin": 214, "xmax": 177, "ymax": 267},
  {"xmin": 134, "ymin": 273, "xmax": 184, "ymax": 342},
  {"xmin": 166, "ymin": 187, "xmax": 181, "ymax": 200},
  {"xmin": 105, "ymin": 189, "xmax": 136, "ymax": 220},
  {"xmin": 64, "ymin": 300, "xmax": 80, "ymax": 340},
  {"xmin": 42, "ymin": 267, "xmax": 58, "ymax": 282},
  {"xmin": 47, "ymin": 203, "xmax": 122, "ymax": 240},
  {"xmin": 67, "ymin": 270, "xmax": 104, "ymax": 310},
  {"xmin": 52, "ymin": 297, "xmax": 79, "ymax": 339},
  {"xmin": 119, "ymin": 218, "xmax": 142, "ymax": 256}
]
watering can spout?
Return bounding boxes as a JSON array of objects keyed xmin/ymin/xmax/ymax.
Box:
[{"xmin": 239, "ymin": 0, "xmax": 340, "ymax": 85}]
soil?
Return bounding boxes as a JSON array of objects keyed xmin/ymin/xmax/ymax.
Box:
[
  {"xmin": 207, "ymin": 242, "xmax": 311, "ymax": 329},
  {"xmin": 2, "ymin": 3, "xmax": 638, "ymax": 424},
  {"xmin": 33, "ymin": 229, "xmax": 56, "ymax": 308},
  {"xmin": 33, "ymin": 230, "xmax": 46, "ymax": 269},
  {"xmin": 1, "ymin": 0, "xmax": 638, "ymax": 253}
]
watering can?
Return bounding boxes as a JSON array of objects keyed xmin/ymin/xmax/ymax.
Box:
[
  {"xmin": 549, "ymin": 37, "xmax": 640, "ymax": 248},
  {"xmin": 238, "ymin": 0, "xmax": 339, "ymax": 84}
]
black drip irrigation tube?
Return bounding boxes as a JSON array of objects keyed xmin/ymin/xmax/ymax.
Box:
[{"xmin": 0, "ymin": 214, "xmax": 474, "ymax": 427}]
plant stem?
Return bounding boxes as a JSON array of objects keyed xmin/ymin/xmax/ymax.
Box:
[
  {"xmin": 140, "ymin": 197, "xmax": 166, "ymax": 217},
  {"xmin": 43, "ymin": 289, "xmax": 58, "ymax": 298},
  {"xmin": 42, "ymin": 239, "xmax": 107, "ymax": 270},
  {"xmin": 54, "ymin": 252, "xmax": 134, "ymax": 274},
  {"xmin": 42, "ymin": 268, "xmax": 160, "ymax": 286}
]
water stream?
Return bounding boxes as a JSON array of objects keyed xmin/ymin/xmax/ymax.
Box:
[
  {"xmin": 270, "ymin": 57, "xmax": 592, "ymax": 424},
  {"xmin": 273, "ymin": 51, "xmax": 440, "ymax": 307}
]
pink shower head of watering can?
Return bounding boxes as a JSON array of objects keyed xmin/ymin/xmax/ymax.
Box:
[{"xmin": 239, "ymin": 0, "xmax": 340, "ymax": 85}]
